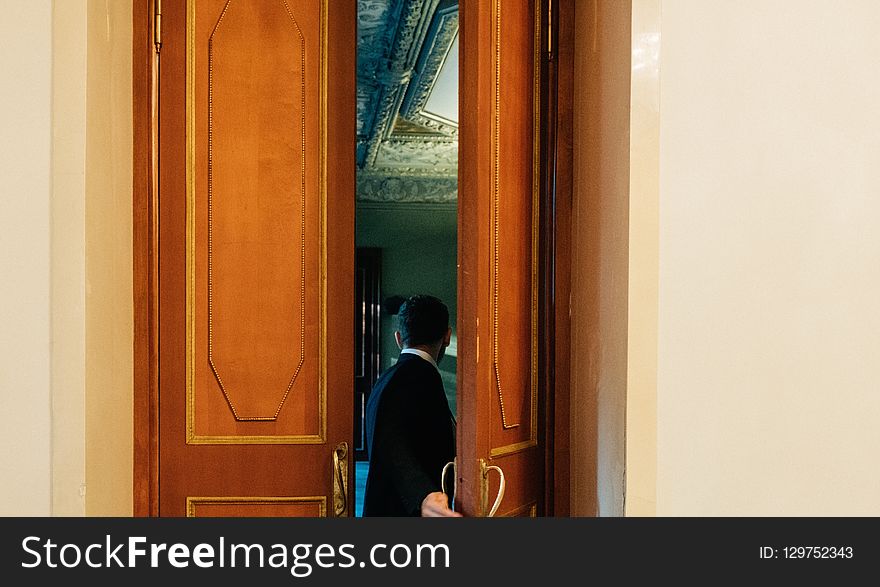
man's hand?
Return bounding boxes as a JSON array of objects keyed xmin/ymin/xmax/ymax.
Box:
[{"xmin": 420, "ymin": 491, "xmax": 462, "ymax": 517}]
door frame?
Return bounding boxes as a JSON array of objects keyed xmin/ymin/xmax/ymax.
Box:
[
  {"xmin": 132, "ymin": 0, "xmax": 159, "ymax": 517},
  {"xmin": 541, "ymin": 0, "xmax": 574, "ymax": 517},
  {"xmin": 132, "ymin": 0, "xmax": 576, "ymax": 517}
]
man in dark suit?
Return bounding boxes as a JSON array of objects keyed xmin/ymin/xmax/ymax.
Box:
[{"xmin": 363, "ymin": 295, "xmax": 460, "ymax": 517}]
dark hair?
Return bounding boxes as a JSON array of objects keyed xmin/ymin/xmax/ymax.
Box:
[
  {"xmin": 383, "ymin": 295, "xmax": 407, "ymax": 315},
  {"xmin": 397, "ymin": 295, "xmax": 449, "ymax": 346}
]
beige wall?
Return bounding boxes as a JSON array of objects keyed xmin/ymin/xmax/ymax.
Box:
[
  {"xmin": 52, "ymin": 0, "xmax": 89, "ymax": 516},
  {"xmin": 648, "ymin": 0, "xmax": 880, "ymax": 515},
  {"xmin": 573, "ymin": 0, "xmax": 880, "ymax": 516},
  {"xmin": 8, "ymin": 0, "xmax": 879, "ymax": 518},
  {"xmin": 570, "ymin": 0, "xmax": 632, "ymax": 516},
  {"xmin": 624, "ymin": 0, "xmax": 660, "ymax": 517},
  {"xmin": 0, "ymin": 0, "xmax": 133, "ymax": 516},
  {"xmin": 83, "ymin": 0, "xmax": 133, "ymax": 516},
  {"xmin": 0, "ymin": 0, "xmax": 53, "ymax": 516}
]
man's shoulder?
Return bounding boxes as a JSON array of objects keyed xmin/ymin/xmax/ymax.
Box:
[
  {"xmin": 374, "ymin": 359, "xmax": 423, "ymax": 394},
  {"xmin": 368, "ymin": 361, "xmax": 409, "ymax": 408},
  {"xmin": 370, "ymin": 356, "xmax": 436, "ymax": 406},
  {"xmin": 380, "ymin": 355, "xmax": 435, "ymax": 381}
]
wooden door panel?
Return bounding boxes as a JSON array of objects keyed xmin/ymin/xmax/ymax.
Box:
[
  {"xmin": 187, "ymin": 497, "xmax": 326, "ymax": 517},
  {"xmin": 459, "ymin": 0, "xmax": 543, "ymax": 517},
  {"xmin": 489, "ymin": 0, "xmax": 538, "ymax": 456},
  {"xmin": 204, "ymin": 0, "xmax": 314, "ymax": 430},
  {"xmin": 190, "ymin": 0, "xmax": 323, "ymax": 442},
  {"xmin": 159, "ymin": 0, "xmax": 354, "ymax": 516}
]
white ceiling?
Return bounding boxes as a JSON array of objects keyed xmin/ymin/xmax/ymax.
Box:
[{"xmin": 423, "ymin": 33, "xmax": 458, "ymax": 124}]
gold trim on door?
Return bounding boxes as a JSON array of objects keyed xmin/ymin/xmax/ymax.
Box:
[
  {"xmin": 499, "ymin": 501, "xmax": 538, "ymax": 518},
  {"xmin": 205, "ymin": 1, "xmax": 308, "ymax": 423},
  {"xmin": 185, "ymin": 0, "xmax": 329, "ymax": 445},
  {"xmin": 186, "ymin": 496, "xmax": 328, "ymax": 517},
  {"xmin": 488, "ymin": 0, "xmax": 541, "ymax": 459}
]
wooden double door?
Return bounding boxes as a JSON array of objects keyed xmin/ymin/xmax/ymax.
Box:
[{"xmin": 153, "ymin": 0, "xmax": 551, "ymax": 517}]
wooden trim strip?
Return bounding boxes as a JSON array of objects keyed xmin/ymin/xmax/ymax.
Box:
[{"xmin": 132, "ymin": 0, "xmax": 159, "ymax": 517}]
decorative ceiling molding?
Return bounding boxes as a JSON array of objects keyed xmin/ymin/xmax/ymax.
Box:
[
  {"xmin": 357, "ymin": 174, "xmax": 457, "ymax": 204},
  {"xmin": 357, "ymin": 201, "xmax": 457, "ymax": 213},
  {"xmin": 359, "ymin": 0, "xmax": 441, "ymax": 168},
  {"xmin": 373, "ymin": 139, "xmax": 457, "ymax": 173},
  {"xmin": 356, "ymin": 0, "xmax": 459, "ymax": 203}
]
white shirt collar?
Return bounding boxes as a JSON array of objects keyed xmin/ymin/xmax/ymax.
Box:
[{"xmin": 400, "ymin": 348, "xmax": 438, "ymax": 370}]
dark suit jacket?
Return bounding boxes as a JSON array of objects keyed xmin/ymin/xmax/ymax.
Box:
[{"xmin": 363, "ymin": 352, "xmax": 455, "ymax": 516}]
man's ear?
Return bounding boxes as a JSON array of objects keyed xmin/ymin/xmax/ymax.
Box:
[
  {"xmin": 444, "ymin": 327, "xmax": 452, "ymax": 346},
  {"xmin": 394, "ymin": 331, "xmax": 404, "ymax": 349}
]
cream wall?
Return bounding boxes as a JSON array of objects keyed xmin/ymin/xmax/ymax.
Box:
[
  {"xmin": 83, "ymin": 0, "xmax": 133, "ymax": 517},
  {"xmin": 52, "ymin": 0, "xmax": 88, "ymax": 517},
  {"xmin": 0, "ymin": 0, "xmax": 132, "ymax": 516},
  {"xmin": 8, "ymin": 0, "xmax": 879, "ymax": 518},
  {"xmin": 574, "ymin": 0, "xmax": 880, "ymax": 516},
  {"xmin": 0, "ymin": 0, "xmax": 53, "ymax": 517},
  {"xmin": 624, "ymin": 0, "xmax": 660, "ymax": 517},
  {"xmin": 649, "ymin": 0, "xmax": 880, "ymax": 515}
]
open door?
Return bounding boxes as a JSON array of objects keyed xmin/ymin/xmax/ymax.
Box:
[
  {"xmin": 458, "ymin": 0, "xmax": 545, "ymax": 517},
  {"xmin": 156, "ymin": 0, "xmax": 355, "ymax": 516}
]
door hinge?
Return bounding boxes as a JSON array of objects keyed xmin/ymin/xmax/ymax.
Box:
[{"xmin": 154, "ymin": 0, "xmax": 162, "ymax": 54}]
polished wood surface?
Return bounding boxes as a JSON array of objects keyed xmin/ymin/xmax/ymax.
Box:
[
  {"xmin": 133, "ymin": 0, "xmax": 159, "ymax": 517},
  {"xmin": 553, "ymin": 0, "xmax": 574, "ymax": 517},
  {"xmin": 191, "ymin": 0, "xmax": 321, "ymax": 439},
  {"xmin": 539, "ymin": 0, "xmax": 560, "ymax": 517},
  {"xmin": 187, "ymin": 498, "xmax": 325, "ymax": 517},
  {"xmin": 156, "ymin": 0, "xmax": 354, "ymax": 517},
  {"xmin": 203, "ymin": 0, "xmax": 314, "ymax": 428},
  {"xmin": 459, "ymin": 0, "xmax": 544, "ymax": 517},
  {"xmin": 137, "ymin": 0, "xmax": 568, "ymax": 518}
]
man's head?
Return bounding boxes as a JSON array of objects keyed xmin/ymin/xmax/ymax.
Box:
[{"xmin": 394, "ymin": 294, "xmax": 452, "ymax": 362}]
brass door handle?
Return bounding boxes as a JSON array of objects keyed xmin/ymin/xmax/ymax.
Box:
[
  {"xmin": 480, "ymin": 458, "xmax": 506, "ymax": 517},
  {"xmin": 441, "ymin": 458, "xmax": 458, "ymax": 513},
  {"xmin": 332, "ymin": 442, "xmax": 349, "ymax": 516},
  {"xmin": 442, "ymin": 459, "xmax": 505, "ymax": 516}
]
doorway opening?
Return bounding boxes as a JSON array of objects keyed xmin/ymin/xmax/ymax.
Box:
[{"xmin": 353, "ymin": 0, "xmax": 459, "ymax": 517}]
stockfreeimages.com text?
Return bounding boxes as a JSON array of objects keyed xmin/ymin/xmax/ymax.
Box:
[{"xmin": 21, "ymin": 535, "xmax": 450, "ymax": 578}]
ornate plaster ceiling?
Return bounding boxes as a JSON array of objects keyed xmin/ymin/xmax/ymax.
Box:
[{"xmin": 357, "ymin": 0, "xmax": 458, "ymax": 204}]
